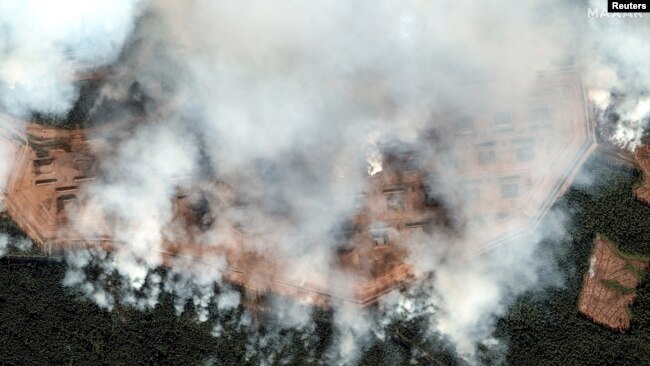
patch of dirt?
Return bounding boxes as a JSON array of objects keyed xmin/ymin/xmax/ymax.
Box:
[
  {"xmin": 578, "ymin": 237, "xmax": 648, "ymax": 331},
  {"xmin": 633, "ymin": 145, "xmax": 650, "ymax": 205}
]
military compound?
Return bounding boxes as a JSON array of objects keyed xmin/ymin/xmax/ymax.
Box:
[{"xmin": 0, "ymin": 69, "xmax": 597, "ymax": 307}]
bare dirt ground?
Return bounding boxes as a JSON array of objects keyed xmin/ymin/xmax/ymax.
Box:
[
  {"xmin": 634, "ymin": 145, "xmax": 650, "ymax": 205},
  {"xmin": 578, "ymin": 237, "xmax": 648, "ymax": 331},
  {"xmin": 2, "ymin": 123, "xmax": 418, "ymax": 307}
]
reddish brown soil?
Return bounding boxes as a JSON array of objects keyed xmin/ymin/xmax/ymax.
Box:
[
  {"xmin": 578, "ymin": 237, "xmax": 648, "ymax": 331},
  {"xmin": 2, "ymin": 122, "xmax": 420, "ymax": 307},
  {"xmin": 634, "ymin": 145, "xmax": 650, "ymax": 205}
]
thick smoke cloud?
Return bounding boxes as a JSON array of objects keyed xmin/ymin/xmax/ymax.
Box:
[
  {"xmin": 0, "ymin": 0, "xmax": 140, "ymax": 119},
  {"xmin": 0, "ymin": 0, "xmax": 648, "ymax": 364},
  {"xmin": 585, "ymin": 0, "xmax": 650, "ymax": 150}
]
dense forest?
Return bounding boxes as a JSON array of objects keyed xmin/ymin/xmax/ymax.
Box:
[
  {"xmin": 492, "ymin": 158, "xmax": 650, "ymax": 365},
  {"xmin": 0, "ymin": 261, "xmax": 445, "ymax": 365},
  {"xmin": 0, "ymin": 156, "xmax": 649, "ymax": 365}
]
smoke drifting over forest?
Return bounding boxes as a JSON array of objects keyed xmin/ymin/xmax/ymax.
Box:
[{"xmin": 0, "ymin": 0, "xmax": 648, "ymax": 364}]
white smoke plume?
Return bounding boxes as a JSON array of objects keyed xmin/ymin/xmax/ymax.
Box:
[
  {"xmin": 585, "ymin": 0, "xmax": 650, "ymax": 151},
  {"xmin": 0, "ymin": 0, "xmax": 140, "ymax": 119},
  {"xmin": 0, "ymin": 0, "xmax": 648, "ymax": 364},
  {"xmin": 0, "ymin": 233, "xmax": 7, "ymax": 257}
]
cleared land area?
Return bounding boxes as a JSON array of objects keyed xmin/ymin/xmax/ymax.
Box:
[
  {"xmin": 578, "ymin": 236, "xmax": 648, "ymax": 331},
  {"xmin": 634, "ymin": 144, "xmax": 650, "ymax": 205}
]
